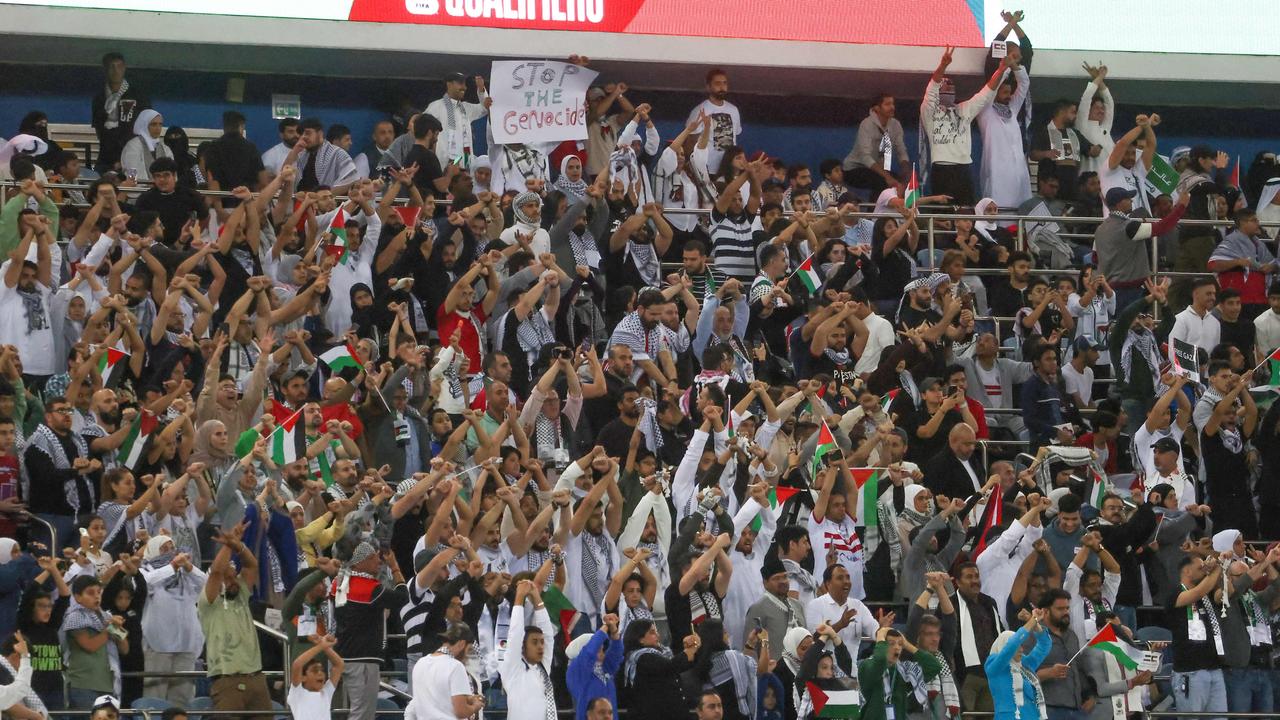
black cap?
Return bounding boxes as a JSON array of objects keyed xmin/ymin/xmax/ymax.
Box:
[
  {"xmin": 1151, "ymin": 437, "xmax": 1180, "ymax": 454},
  {"xmin": 444, "ymin": 72, "xmax": 467, "ymax": 84},
  {"xmin": 762, "ymin": 178, "xmax": 786, "ymax": 192},
  {"xmin": 1105, "ymin": 187, "xmax": 1137, "ymax": 207}
]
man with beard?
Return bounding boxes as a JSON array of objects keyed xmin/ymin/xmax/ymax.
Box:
[
  {"xmin": 197, "ymin": 331, "xmax": 274, "ymax": 440},
  {"xmin": 564, "ymin": 461, "xmax": 622, "ymax": 629},
  {"xmin": 608, "ymin": 289, "xmax": 673, "ymax": 389},
  {"xmin": 75, "ymin": 389, "xmax": 138, "ymax": 460},
  {"xmin": 722, "ymin": 481, "xmax": 777, "ymax": 647},
  {"xmin": 1064, "ymin": 530, "xmax": 1121, "ymax": 645},
  {"xmin": 844, "ymin": 93, "xmax": 909, "ymax": 197},
  {"xmin": 425, "ymin": 73, "xmax": 489, "ymax": 167},
  {"xmin": 1036, "ymin": 588, "xmax": 1088, "ymax": 720},
  {"xmin": 0, "ymin": 217, "xmax": 56, "ymax": 386},
  {"xmin": 439, "ymin": 253, "xmax": 501, "ymax": 372},
  {"xmin": 1021, "ymin": 343, "xmax": 1072, "ymax": 451},
  {"xmin": 687, "ymin": 68, "xmax": 741, "ymax": 174},
  {"xmin": 744, "ymin": 554, "xmax": 806, "ymax": 656},
  {"xmin": 693, "ymin": 279, "xmax": 752, "ymax": 383},
  {"xmin": 582, "ymin": 344, "xmax": 636, "ymax": 435},
  {"xmin": 409, "ymin": 623, "xmax": 483, "ymax": 720},
  {"xmin": 920, "ymin": 46, "xmax": 1009, "ymax": 205},
  {"xmin": 593, "ymin": 386, "xmax": 644, "ymax": 464},
  {"xmin": 286, "ymin": 117, "xmax": 359, "ymax": 194},
  {"xmin": 617, "ymin": 476, "xmax": 673, "ymax": 616},
  {"xmin": 24, "ymin": 397, "xmax": 100, "ymax": 552},
  {"xmin": 949, "ymin": 562, "xmax": 1004, "ymax": 711},
  {"xmin": 810, "ymin": 462, "xmax": 867, "ymax": 600},
  {"xmin": 609, "ymin": 203, "xmax": 672, "ymax": 292},
  {"xmin": 198, "ymin": 522, "xmax": 269, "ymax": 718},
  {"xmin": 262, "ymin": 117, "xmax": 300, "ymax": 174},
  {"xmin": 666, "ymin": 532, "xmax": 733, "ymax": 642}
]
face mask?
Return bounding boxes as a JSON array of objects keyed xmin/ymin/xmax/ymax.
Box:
[{"xmin": 939, "ymin": 91, "xmax": 956, "ymax": 108}]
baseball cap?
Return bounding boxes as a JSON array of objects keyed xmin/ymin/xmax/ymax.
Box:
[
  {"xmin": 1151, "ymin": 437, "xmax": 1180, "ymax": 454},
  {"xmin": 1073, "ymin": 335, "xmax": 1104, "ymax": 353},
  {"xmin": 444, "ymin": 72, "xmax": 467, "ymax": 83},
  {"xmin": 93, "ymin": 695, "xmax": 121, "ymax": 710},
  {"xmin": 1104, "ymin": 187, "xmax": 1137, "ymax": 207},
  {"xmin": 761, "ymin": 178, "xmax": 786, "ymax": 192}
]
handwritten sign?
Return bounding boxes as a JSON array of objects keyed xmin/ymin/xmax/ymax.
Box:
[
  {"xmin": 1172, "ymin": 337, "xmax": 1200, "ymax": 382},
  {"xmin": 490, "ymin": 60, "xmax": 599, "ymax": 144}
]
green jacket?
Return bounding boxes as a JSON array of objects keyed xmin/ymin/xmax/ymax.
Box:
[
  {"xmin": 0, "ymin": 193, "xmax": 59, "ymax": 257},
  {"xmin": 857, "ymin": 641, "xmax": 941, "ymax": 720}
]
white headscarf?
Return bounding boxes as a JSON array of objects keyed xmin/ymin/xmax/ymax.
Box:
[
  {"xmin": 1212, "ymin": 529, "xmax": 1242, "ymax": 556},
  {"xmin": 781, "ymin": 627, "xmax": 812, "ymax": 674},
  {"xmin": 904, "ymin": 484, "xmax": 930, "ymax": 513},
  {"xmin": 133, "ymin": 109, "xmax": 162, "ymax": 152},
  {"xmin": 0, "ymin": 135, "xmax": 48, "ymax": 166},
  {"xmin": 974, "ymin": 198, "xmax": 999, "ymax": 233},
  {"xmin": 0, "ymin": 538, "xmax": 19, "ymax": 565}
]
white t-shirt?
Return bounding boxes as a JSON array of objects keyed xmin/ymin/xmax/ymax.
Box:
[
  {"xmin": 974, "ymin": 363, "xmax": 1005, "ymax": 407},
  {"xmin": 853, "ymin": 313, "xmax": 896, "ymax": 375},
  {"xmin": 287, "ymin": 681, "xmax": 336, "ymax": 719},
  {"xmin": 1061, "ymin": 363, "xmax": 1095, "ymax": 407},
  {"xmin": 1101, "ymin": 161, "xmax": 1149, "ymax": 213},
  {"xmin": 687, "ymin": 99, "xmax": 742, "ymax": 173},
  {"xmin": 410, "ymin": 653, "xmax": 473, "ymax": 720},
  {"xmin": 1132, "ymin": 422, "xmax": 1185, "ymax": 482},
  {"xmin": 1067, "ymin": 292, "xmax": 1116, "ymax": 367},
  {"xmin": 0, "ymin": 268, "xmax": 55, "ymax": 375}
]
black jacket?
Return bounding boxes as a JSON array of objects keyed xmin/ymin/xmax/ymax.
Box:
[
  {"xmin": 922, "ymin": 449, "xmax": 985, "ymax": 502},
  {"xmin": 91, "ymin": 84, "xmax": 149, "ymax": 171}
]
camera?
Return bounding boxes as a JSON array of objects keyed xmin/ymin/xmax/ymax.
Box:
[{"xmin": 557, "ymin": 346, "xmax": 574, "ymax": 359}]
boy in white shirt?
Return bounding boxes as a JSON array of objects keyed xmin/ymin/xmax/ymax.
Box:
[{"xmin": 287, "ymin": 633, "xmax": 344, "ymax": 719}]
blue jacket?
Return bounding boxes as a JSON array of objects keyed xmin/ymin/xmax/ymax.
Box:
[
  {"xmin": 984, "ymin": 627, "xmax": 1051, "ymax": 720},
  {"xmin": 0, "ymin": 554, "xmax": 39, "ymax": 640},
  {"xmin": 566, "ymin": 630, "xmax": 625, "ymax": 720},
  {"xmin": 1020, "ymin": 373, "xmax": 1064, "ymax": 443}
]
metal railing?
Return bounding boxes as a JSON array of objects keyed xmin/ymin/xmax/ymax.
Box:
[{"xmin": 0, "ymin": 179, "xmax": 450, "ymax": 208}]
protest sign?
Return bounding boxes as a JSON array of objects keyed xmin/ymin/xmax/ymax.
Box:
[
  {"xmin": 1145, "ymin": 154, "xmax": 1179, "ymax": 197},
  {"xmin": 490, "ymin": 60, "xmax": 599, "ymax": 144},
  {"xmin": 1172, "ymin": 337, "xmax": 1200, "ymax": 382}
]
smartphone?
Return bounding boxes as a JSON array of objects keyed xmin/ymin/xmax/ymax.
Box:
[
  {"xmin": 754, "ymin": 618, "xmax": 764, "ymax": 632},
  {"xmin": 946, "ymin": 384, "xmax": 959, "ymax": 396},
  {"xmin": 217, "ymin": 322, "xmax": 230, "ymax": 336}
]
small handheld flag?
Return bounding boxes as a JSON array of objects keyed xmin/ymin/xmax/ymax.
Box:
[
  {"xmin": 810, "ymin": 419, "xmax": 837, "ymax": 477},
  {"xmin": 904, "ymin": 165, "xmax": 920, "ymax": 209}
]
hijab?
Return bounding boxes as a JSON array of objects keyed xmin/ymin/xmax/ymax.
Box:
[
  {"xmin": 275, "ymin": 254, "xmax": 303, "ymax": 289},
  {"xmin": 349, "ymin": 282, "xmax": 378, "ymax": 337},
  {"xmin": 17, "ymin": 112, "xmax": 49, "ymax": 141},
  {"xmin": 781, "ymin": 627, "xmax": 812, "ymax": 674},
  {"xmin": 554, "ymin": 154, "xmax": 588, "ymax": 201},
  {"xmin": 0, "ymin": 135, "xmax": 48, "ymax": 167},
  {"xmin": 164, "ymin": 126, "xmax": 196, "ymax": 172},
  {"xmin": 132, "ymin": 109, "xmax": 162, "ymax": 152},
  {"xmin": 974, "ymin": 198, "xmax": 999, "ymax": 233},
  {"xmin": 1212, "ymin": 529, "xmax": 1242, "ymax": 556},
  {"xmin": 189, "ymin": 419, "xmax": 233, "ymax": 471},
  {"xmin": 0, "ymin": 538, "xmax": 18, "ymax": 565}
]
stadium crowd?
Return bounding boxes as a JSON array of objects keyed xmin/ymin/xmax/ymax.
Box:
[{"xmin": 3, "ymin": 8, "xmax": 1280, "ymax": 720}]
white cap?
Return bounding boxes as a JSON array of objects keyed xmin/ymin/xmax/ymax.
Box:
[{"xmin": 565, "ymin": 633, "xmax": 593, "ymax": 660}]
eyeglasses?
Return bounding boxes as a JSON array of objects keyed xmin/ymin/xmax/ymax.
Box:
[{"xmin": 49, "ymin": 408, "xmax": 72, "ymax": 415}]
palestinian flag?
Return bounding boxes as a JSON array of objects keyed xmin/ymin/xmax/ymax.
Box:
[
  {"xmin": 795, "ymin": 254, "xmax": 821, "ymax": 294},
  {"xmin": 904, "ymin": 165, "xmax": 920, "ymax": 209},
  {"xmin": 751, "ymin": 484, "xmax": 803, "ymax": 532},
  {"xmin": 320, "ymin": 342, "xmax": 363, "ymax": 374},
  {"xmin": 324, "ymin": 209, "xmax": 350, "ymax": 265},
  {"xmin": 117, "ymin": 410, "xmax": 158, "ymax": 470},
  {"xmin": 810, "ymin": 419, "xmax": 837, "ymax": 476},
  {"xmin": 96, "ymin": 347, "xmax": 130, "ymax": 389},
  {"xmin": 880, "ymin": 388, "xmax": 899, "ymax": 414},
  {"xmin": 1086, "ymin": 468, "xmax": 1108, "ymax": 509},
  {"xmin": 1267, "ymin": 348, "xmax": 1280, "ymax": 386},
  {"xmin": 973, "ymin": 485, "xmax": 1005, "ymax": 557},
  {"xmin": 393, "ymin": 205, "xmax": 421, "ymax": 228},
  {"xmin": 806, "ymin": 677, "xmax": 862, "ymax": 718},
  {"xmin": 269, "ymin": 408, "xmax": 306, "ymax": 466},
  {"xmin": 541, "ymin": 585, "xmax": 580, "ymax": 644},
  {"xmin": 851, "ymin": 468, "xmax": 881, "ymax": 528},
  {"xmin": 802, "ymin": 383, "xmax": 827, "ymax": 416},
  {"xmin": 725, "ymin": 401, "xmax": 735, "ymax": 440},
  {"xmin": 1086, "ymin": 624, "xmax": 1142, "ymax": 670}
]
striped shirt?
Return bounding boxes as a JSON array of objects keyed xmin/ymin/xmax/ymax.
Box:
[
  {"xmin": 683, "ymin": 265, "xmax": 730, "ymax": 302},
  {"xmin": 401, "ymin": 577, "xmax": 437, "ymax": 657},
  {"xmin": 710, "ymin": 209, "xmax": 758, "ymax": 282}
]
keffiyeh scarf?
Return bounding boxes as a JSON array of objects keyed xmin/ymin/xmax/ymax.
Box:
[
  {"xmin": 103, "ymin": 79, "xmax": 130, "ymax": 128},
  {"xmin": 27, "ymin": 424, "xmax": 91, "ymax": 513},
  {"xmin": 1119, "ymin": 328, "xmax": 1163, "ymax": 396},
  {"xmin": 18, "ymin": 288, "xmax": 47, "ymax": 334},
  {"xmin": 623, "ymin": 645, "xmax": 672, "ymax": 686},
  {"xmin": 710, "ymin": 650, "xmax": 757, "ymax": 718},
  {"xmin": 534, "ymin": 412, "xmax": 564, "ymax": 456}
]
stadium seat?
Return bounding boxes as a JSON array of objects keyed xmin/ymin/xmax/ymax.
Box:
[{"xmin": 377, "ymin": 697, "xmax": 403, "ymax": 712}]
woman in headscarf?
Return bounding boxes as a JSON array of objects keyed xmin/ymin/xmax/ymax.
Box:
[
  {"xmin": 0, "ymin": 539, "xmax": 39, "ymax": 640},
  {"xmin": 348, "ymin": 282, "xmax": 379, "ymax": 341},
  {"xmin": 793, "ymin": 623, "xmax": 856, "ymax": 720},
  {"xmin": 986, "ymin": 609, "xmax": 1051, "ymax": 720},
  {"xmin": 138, "ymin": 534, "xmax": 207, "ymax": 706},
  {"xmin": 774, "ymin": 627, "xmax": 814, "ymax": 720},
  {"xmin": 692, "ymin": 619, "xmax": 759, "ymax": 720},
  {"xmin": 162, "ymin": 126, "xmax": 202, "ymax": 187},
  {"xmin": 620, "ymin": 618, "xmax": 697, "ymax": 718},
  {"xmin": 120, "ymin": 108, "xmax": 173, "ymax": 182},
  {"xmin": 973, "ymin": 197, "xmax": 1016, "ymax": 252},
  {"xmin": 189, "ymin": 419, "xmax": 236, "ymax": 481},
  {"xmin": 1146, "ymin": 482, "xmax": 1206, "ymax": 607},
  {"xmin": 554, "ymin": 154, "xmax": 588, "ymax": 202},
  {"xmin": 0, "ymin": 134, "xmax": 50, "ymax": 182},
  {"xmin": 16, "ymin": 111, "xmax": 63, "ymax": 171}
]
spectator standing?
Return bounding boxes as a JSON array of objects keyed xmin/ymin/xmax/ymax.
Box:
[
  {"xmin": 425, "ymin": 73, "xmax": 490, "ymax": 167},
  {"xmin": 920, "ymin": 47, "xmax": 1008, "ymax": 205},
  {"xmin": 565, "ymin": 614, "xmax": 625, "ymax": 720},
  {"xmin": 985, "ymin": 609, "xmax": 1050, "ymax": 720},
  {"xmin": 288, "ymin": 117, "xmax": 359, "ymax": 194},
  {"xmin": 687, "ymin": 69, "xmax": 741, "ymax": 174},
  {"xmin": 977, "ymin": 61, "xmax": 1031, "ymax": 208},
  {"xmin": 198, "ymin": 523, "xmax": 271, "ymax": 718},
  {"xmin": 843, "ymin": 94, "xmax": 908, "ymax": 198},
  {"xmin": 500, "ymin": 579, "xmax": 557, "ymax": 720},
  {"xmin": 261, "ymin": 118, "xmax": 300, "ymax": 174},
  {"xmin": 1075, "ymin": 64, "xmax": 1114, "ymax": 176},
  {"xmin": 286, "ymin": 634, "xmax": 344, "ymax": 720},
  {"xmin": 204, "ymin": 111, "xmax": 263, "ymax": 206},
  {"xmin": 91, "ymin": 52, "xmax": 148, "ymax": 173}
]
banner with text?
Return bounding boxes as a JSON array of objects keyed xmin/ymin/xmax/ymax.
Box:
[
  {"xmin": 1172, "ymin": 338, "xmax": 1200, "ymax": 382},
  {"xmin": 490, "ymin": 60, "xmax": 598, "ymax": 144}
]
